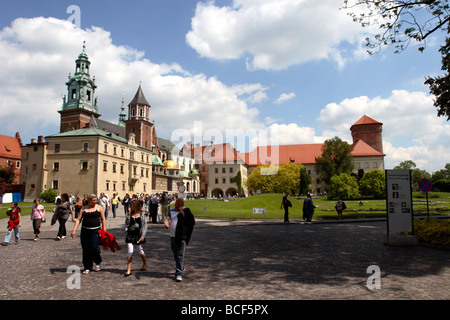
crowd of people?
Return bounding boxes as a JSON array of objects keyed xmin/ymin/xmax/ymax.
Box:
[{"xmin": 1, "ymin": 191, "xmax": 195, "ymax": 282}]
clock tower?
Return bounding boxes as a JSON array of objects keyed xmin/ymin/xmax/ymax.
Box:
[{"xmin": 59, "ymin": 42, "xmax": 100, "ymax": 132}]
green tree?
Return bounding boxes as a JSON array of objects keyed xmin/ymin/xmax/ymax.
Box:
[
  {"xmin": 245, "ymin": 163, "xmax": 304, "ymax": 194},
  {"xmin": 315, "ymin": 137, "xmax": 354, "ymax": 184},
  {"xmin": 359, "ymin": 170, "xmax": 386, "ymax": 198},
  {"xmin": 394, "ymin": 160, "xmax": 416, "ymax": 170},
  {"xmin": 342, "ymin": 0, "xmax": 450, "ymax": 54},
  {"xmin": 431, "ymin": 163, "xmax": 450, "ymax": 183},
  {"xmin": 328, "ymin": 173, "xmax": 361, "ymax": 200},
  {"xmin": 40, "ymin": 189, "xmax": 58, "ymax": 203},
  {"xmin": 233, "ymin": 170, "xmax": 243, "ymax": 195},
  {"xmin": 299, "ymin": 167, "xmax": 311, "ymax": 195},
  {"xmin": 342, "ymin": 1, "xmax": 450, "ymax": 120}
]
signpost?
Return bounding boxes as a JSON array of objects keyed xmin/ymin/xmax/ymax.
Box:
[
  {"xmin": 385, "ymin": 170, "xmax": 418, "ymax": 246},
  {"xmin": 418, "ymin": 178, "xmax": 432, "ymax": 219},
  {"xmin": 178, "ymin": 184, "xmax": 186, "ymax": 199}
]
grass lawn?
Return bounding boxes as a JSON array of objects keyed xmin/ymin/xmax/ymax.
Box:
[
  {"xmin": 1, "ymin": 192, "xmax": 449, "ymax": 220},
  {"xmin": 179, "ymin": 192, "xmax": 450, "ymax": 220}
]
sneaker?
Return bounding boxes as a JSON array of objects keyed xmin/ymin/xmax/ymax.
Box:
[
  {"xmin": 94, "ymin": 265, "xmax": 101, "ymax": 272},
  {"xmin": 61, "ymin": 236, "xmax": 66, "ymax": 239},
  {"xmin": 176, "ymin": 275, "xmax": 183, "ymax": 282},
  {"xmin": 1, "ymin": 242, "xmax": 9, "ymax": 246},
  {"xmin": 56, "ymin": 236, "xmax": 61, "ymax": 241},
  {"xmin": 34, "ymin": 236, "xmax": 39, "ymax": 241}
]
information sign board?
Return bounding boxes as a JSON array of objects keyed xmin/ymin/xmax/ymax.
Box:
[{"xmin": 386, "ymin": 170, "xmax": 414, "ymax": 235}]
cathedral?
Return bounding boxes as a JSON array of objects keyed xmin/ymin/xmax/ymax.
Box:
[{"xmin": 19, "ymin": 44, "xmax": 199, "ymax": 201}]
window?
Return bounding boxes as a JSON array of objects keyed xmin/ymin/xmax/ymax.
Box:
[
  {"xmin": 230, "ymin": 178, "xmax": 234, "ymax": 183},
  {"xmin": 130, "ymin": 151, "xmax": 134, "ymax": 160},
  {"xmin": 52, "ymin": 180, "xmax": 59, "ymax": 190},
  {"xmin": 222, "ymin": 168, "xmax": 226, "ymax": 173},
  {"xmin": 55, "ymin": 144, "xmax": 60, "ymax": 153},
  {"xmin": 113, "ymin": 146, "xmax": 117, "ymax": 155},
  {"xmin": 104, "ymin": 143, "xmax": 108, "ymax": 153},
  {"xmin": 215, "ymin": 178, "xmax": 219, "ymax": 184},
  {"xmin": 106, "ymin": 181, "xmax": 110, "ymax": 191},
  {"xmin": 82, "ymin": 161, "xmax": 88, "ymax": 170},
  {"xmin": 53, "ymin": 162, "xmax": 60, "ymax": 171},
  {"xmin": 71, "ymin": 89, "xmax": 76, "ymax": 99},
  {"xmin": 120, "ymin": 164, "xmax": 124, "ymax": 174},
  {"xmin": 121, "ymin": 148, "xmax": 125, "ymax": 157},
  {"xmin": 122, "ymin": 182, "xmax": 126, "ymax": 191},
  {"xmin": 86, "ymin": 90, "xmax": 91, "ymax": 101},
  {"xmin": 215, "ymin": 168, "xmax": 218, "ymax": 174},
  {"xmin": 103, "ymin": 162, "xmax": 108, "ymax": 171},
  {"xmin": 82, "ymin": 143, "xmax": 89, "ymax": 151},
  {"xmin": 32, "ymin": 164, "xmax": 37, "ymax": 170},
  {"xmin": 112, "ymin": 163, "xmax": 117, "ymax": 173},
  {"xmin": 113, "ymin": 182, "xmax": 117, "ymax": 191},
  {"xmin": 229, "ymin": 167, "xmax": 233, "ymax": 173},
  {"xmin": 373, "ymin": 162, "xmax": 378, "ymax": 168}
]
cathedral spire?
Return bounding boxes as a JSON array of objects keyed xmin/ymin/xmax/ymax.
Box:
[
  {"xmin": 59, "ymin": 42, "xmax": 100, "ymax": 132},
  {"xmin": 118, "ymin": 93, "xmax": 126, "ymax": 127}
]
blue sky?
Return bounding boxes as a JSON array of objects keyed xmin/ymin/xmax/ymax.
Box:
[{"xmin": 0, "ymin": 0, "xmax": 449, "ymax": 173}]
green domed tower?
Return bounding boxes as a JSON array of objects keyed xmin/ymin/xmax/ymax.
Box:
[{"xmin": 59, "ymin": 42, "xmax": 100, "ymax": 132}]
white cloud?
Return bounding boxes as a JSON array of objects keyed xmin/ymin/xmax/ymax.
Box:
[
  {"xmin": 0, "ymin": 17, "xmax": 265, "ymax": 145},
  {"xmin": 317, "ymin": 90, "xmax": 450, "ymax": 173},
  {"xmin": 275, "ymin": 92, "xmax": 296, "ymax": 104},
  {"xmin": 186, "ymin": 0, "xmax": 371, "ymax": 70}
]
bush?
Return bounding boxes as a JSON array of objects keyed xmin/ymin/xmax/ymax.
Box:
[
  {"xmin": 359, "ymin": 170, "xmax": 386, "ymax": 198},
  {"xmin": 40, "ymin": 189, "xmax": 58, "ymax": 203},
  {"xmin": 414, "ymin": 218, "xmax": 450, "ymax": 247},
  {"xmin": 432, "ymin": 179, "xmax": 450, "ymax": 192},
  {"xmin": 327, "ymin": 173, "xmax": 360, "ymax": 200}
]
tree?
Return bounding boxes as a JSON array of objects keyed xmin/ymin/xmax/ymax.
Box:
[
  {"xmin": 315, "ymin": 137, "xmax": 354, "ymax": 184},
  {"xmin": 394, "ymin": 160, "xmax": 416, "ymax": 170},
  {"xmin": 343, "ymin": 1, "xmax": 450, "ymax": 120},
  {"xmin": 0, "ymin": 162, "xmax": 17, "ymax": 196},
  {"xmin": 299, "ymin": 167, "xmax": 312, "ymax": 195},
  {"xmin": 359, "ymin": 170, "xmax": 386, "ymax": 198},
  {"xmin": 342, "ymin": 0, "xmax": 450, "ymax": 54},
  {"xmin": 233, "ymin": 170, "xmax": 243, "ymax": 196},
  {"xmin": 328, "ymin": 173, "xmax": 361, "ymax": 200},
  {"xmin": 425, "ymin": 37, "xmax": 450, "ymax": 120},
  {"xmin": 431, "ymin": 162, "xmax": 450, "ymax": 183},
  {"xmin": 245, "ymin": 163, "xmax": 304, "ymax": 194}
]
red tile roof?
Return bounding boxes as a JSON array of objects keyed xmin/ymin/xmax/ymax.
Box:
[
  {"xmin": 0, "ymin": 134, "xmax": 21, "ymax": 160},
  {"xmin": 351, "ymin": 115, "xmax": 382, "ymax": 129},
  {"xmin": 242, "ymin": 144, "xmax": 325, "ymax": 166},
  {"xmin": 350, "ymin": 139, "xmax": 385, "ymax": 157}
]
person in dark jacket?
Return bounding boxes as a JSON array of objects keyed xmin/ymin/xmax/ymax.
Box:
[
  {"xmin": 302, "ymin": 193, "xmax": 316, "ymax": 223},
  {"xmin": 55, "ymin": 193, "xmax": 75, "ymax": 240},
  {"xmin": 164, "ymin": 197, "xmax": 195, "ymax": 282}
]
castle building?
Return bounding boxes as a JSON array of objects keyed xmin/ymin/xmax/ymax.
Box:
[{"xmin": 20, "ymin": 44, "xmax": 197, "ymax": 201}]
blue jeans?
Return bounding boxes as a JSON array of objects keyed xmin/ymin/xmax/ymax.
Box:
[
  {"xmin": 170, "ymin": 238, "xmax": 186, "ymax": 276},
  {"xmin": 4, "ymin": 226, "xmax": 19, "ymax": 243}
]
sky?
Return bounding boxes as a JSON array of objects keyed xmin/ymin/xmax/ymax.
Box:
[{"xmin": 0, "ymin": 0, "xmax": 449, "ymax": 173}]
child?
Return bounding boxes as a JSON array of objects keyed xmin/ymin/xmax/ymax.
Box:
[
  {"xmin": 124, "ymin": 199, "xmax": 147, "ymax": 276},
  {"xmin": 31, "ymin": 199, "xmax": 46, "ymax": 241},
  {"xmin": 2, "ymin": 202, "xmax": 21, "ymax": 245}
]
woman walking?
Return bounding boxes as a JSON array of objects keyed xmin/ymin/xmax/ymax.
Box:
[
  {"xmin": 2, "ymin": 202, "xmax": 21, "ymax": 246},
  {"xmin": 164, "ymin": 198, "xmax": 195, "ymax": 282},
  {"xmin": 31, "ymin": 199, "xmax": 46, "ymax": 241},
  {"xmin": 55, "ymin": 193, "xmax": 75, "ymax": 240},
  {"xmin": 124, "ymin": 199, "xmax": 148, "ymax": 277},
  {"xmin": 71, "ymin": 194, "xmax": 106, "ymax": 274}
]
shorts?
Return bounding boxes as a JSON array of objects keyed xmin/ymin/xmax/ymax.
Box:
[{"xmin": 127, "ymin": 243, "xmax": 144, "ymax": 257}]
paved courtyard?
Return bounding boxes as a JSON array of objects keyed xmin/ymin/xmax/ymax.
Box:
[{"xmin": 0, "ymin": 208, "xmax": 448, "ymax": 302}]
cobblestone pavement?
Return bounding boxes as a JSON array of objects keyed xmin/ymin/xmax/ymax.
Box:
[{"xmin": 0, "ymin": 209, "xmax": 449, "ymax": 301}]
